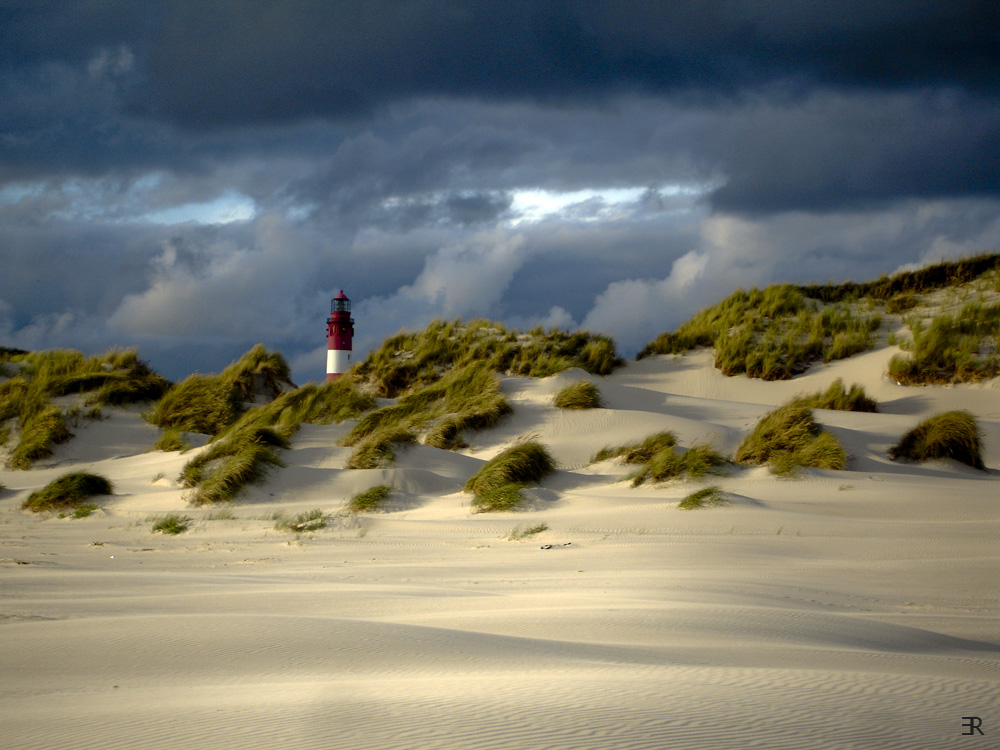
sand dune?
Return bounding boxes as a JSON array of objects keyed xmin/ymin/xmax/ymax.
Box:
[{"xmin": 2, "ymin": 349, "xmax": 998, "ymax": 749}]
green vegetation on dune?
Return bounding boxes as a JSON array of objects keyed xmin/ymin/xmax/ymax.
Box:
[
  {"xmin": 593, "ymin": 431, "xmax": 727, "ymax": 486},
  {"xmin": 348, "ymin": 484, "xmax": 393, "ymax": 512},
  {"xmin": 639, "ymin": 253, "xmax": 1000, "ymax": 384},
  {"xmin": 735, "ymin": 403, "xmax": 848, "ymax": 476},
  {"xmin": 553, "ymin": 380, "xmax": 603, "ymax": 409},
  {"xmin": 151, "ymin": 513, "xmax": 191, "ymax": 535},
  {"xmin": 465, "ymin": 441, "xmax": 556, "ymax": 512},
  {"xmin": 22, "ymin": 472, "xmax": 113, "ymax": 513},
  {"xmin": 1, "ymin": 347, "xmax": 167, "ymax": 469},
  {"xmin": 638, "ymin": 285, "xmax": 881, "ymax": 380},
  {"xmin": 181, "ymin": 425, "xmax": 288, "ymax": 505},
  {"xmin": 799, "ymin": 253, "xmax": 1000, "ymax": 303},
  {"xmin": 152, "ymin": 428, "xmax": 192, "ymax": 453},
  {"xmin": 888, "ymin": 301, "xmax": 1000, "ymax": 384},
  {"xmin": 355, "ymin": 318, "xmax": 622, "ymax": 398},
  {"xmin": 147, "ymin": 344, "xmax": 292, "ymax": 436},
  {"xmin": 789, "ymin": 379, "xmax": 878, "ymax": 412},
  {"xmin": 889, "ymin": 410, "xmax": 985, "ymax": 470},
  {"xmin": 175, "ymin": 371, "xmax": 375, "ymax": 503},
  {"xmin": 341, "ymin": 363, "xmax": 511, "ymax": 467},
  {"xmin": 678, "ymin": 486, "xmax": 727, "ymax": 510}
]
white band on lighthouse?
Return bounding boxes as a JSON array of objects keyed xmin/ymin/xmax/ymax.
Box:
[{"xmin": 327, "ymin": 349, "xmax": 351, "ymax": 377}]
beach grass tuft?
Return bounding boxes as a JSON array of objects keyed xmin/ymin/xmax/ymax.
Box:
[
  {"xmin": 735, "ymin": 403, "xmax": 847, "ymax": 476},
  {"xmin": 789, "ymin": 379, "xmax": 878, "ymax": 412},
  {"xmin": 508, "ymin": 523, "xmax": 549, "ymax": 539},
  {"xmin": 348, "ymin": 484, "xmax": 393, "ymax": 512},
  {"xmin": 553, "ymin": 380, "xmax": 603, "ymax": 409},
  {"xmin": 678, "ymin": 486, "xmax": 727, "ymax": 510},
  {"xmin": 151, "ymin": 513, "xmax": 191, "ymax": 535},
  {"xmin": 465, "ymin": 440, "xmax": 556, "ymax": 499},
  {"xmin": 22, "ymin": 472, "xmax": 113, "ymax": 513},
  {"xmin": 152, "ymin": 428, "xmax": 191, "ymax": 453},
  {"xmin": 593, "ymin": 432, "xmax": 726, "ymax": 486},
  {"xmin": 888, "ymin": 410, "xmax": 985, "ymax": 470},
  {"xmin": 471, "ymin": 483, "xmax": 528, "ymax": 513}
]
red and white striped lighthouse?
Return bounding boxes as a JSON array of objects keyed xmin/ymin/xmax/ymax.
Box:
[{"xmin": 326, "ymin": 290, "xmax": 354, "ymax": 381}]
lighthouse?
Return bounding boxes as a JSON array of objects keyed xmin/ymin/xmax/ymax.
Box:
[{"xmin": 326, "ymin": 290, "xmax": 354, "ymax": 381}]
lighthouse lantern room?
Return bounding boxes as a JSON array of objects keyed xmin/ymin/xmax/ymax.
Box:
[{"xmin": 326, "ymin": 290, "xmax": 354, "ymax": 381}]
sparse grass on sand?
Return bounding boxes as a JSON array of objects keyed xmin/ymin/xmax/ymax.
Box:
[
  {"xmin": 553, "ymin": 380, "xmax": 603, "ymax": 409},
  {"xmin": 593, "ymin": 431, "xmax": 727, "ymax": 486},
  {"xmin": 888, "ymin": 410, "xmax": 986, "ymax": 470},
  {"xmin": 789, "ymin": 379, "xmax": 878, "ymax": 412},
  {"xmin": 348, "ymin": 484, "xmax": 393, "ymax": 512},
  {"xmin": 508, "ymin": 523, "xmax": 549, "ymax": 540},
  {"xmin": 273, "ymin": 509, "xmax": 327, "ymax": 533},
  {"xmin": 22, "ymin": 472, "xmax": 113, "ymax": 513},
  {"xmin": 678, "ymin": 486, "xmax": 727, "ymax": 510},
  {"xmin": 735, "ymin": 404, "xmax": 848, "ymax": 476},
  {"xmin": 151, "ymin": 513, "xmax": 191, "ymax": 535},
  {"xmin": 466, "ymin": 441, "xmax": 555, "ymax": 512}
]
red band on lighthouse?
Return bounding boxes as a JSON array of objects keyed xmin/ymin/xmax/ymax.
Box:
[{"xmin": 326, "ymin": 290, "xmax": 354, "ymax": 381}]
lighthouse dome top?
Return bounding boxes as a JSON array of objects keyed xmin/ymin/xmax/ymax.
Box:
[{"xmin": 331, "ymin": 290, "xmax": 351, "ymax": 314}]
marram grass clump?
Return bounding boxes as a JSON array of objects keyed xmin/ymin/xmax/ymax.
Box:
[
  {"xmin": 342, "ymin": 363, "xmax": 510, "ymax": 463},
  {"xmin": 465, "ymin": 441, "xmax": 555, "ymax": 511},
  {"xmin": 592, "ymin": 431, "xmax": 727, "ymax": 486},
  {"xmin": 471, "ymin": 483, "xmax": 529, "ymax": 513},
  {"xmin": 180, "ymin": 424, "xmax": 289, "ymax": 505},
  {"xmin": 887, "ymin": 303, "xmax": 1000, "ymax": 385},
  {"xmin": 789, "ymin": 379, "xmax": 878, "ymax": 412},
  {"xmin": 355, "ymin": 318, "xmax": 622, "ymax": 398},
  {"xmin": 735, "ymin": 404, "xmax": 847, "ymax": 476},
  {"xmin": 152, "ymin": 428, "xmax": 192, "ymax": 453},
  {"xmin": 553, "ymin": 380, "xmax": 603, "ymax": 409},
  {"xmin": 22, "ymin": 472, "xmax": 113, "ymax": 513},
  {"xmin": 151, "ymin": 513, "xmax": 191, "ymax": 535},
  {"xmin": 348, "ymin": 485, "xmax": 393, "ymax": 512},
  {"xmin": 147, "ymin": 344, "xmax": 293, "ymax": 436},
  {"xmin": 678, "ymin": 486, "xmax": 727, "ymax": 510},
  {"xmin": 1, "ymin": 348, "xmax": 169, "ymax": 469},
  {"xmin": 888, "ymin": 410, "xmax": 985, "ymax": 470}
]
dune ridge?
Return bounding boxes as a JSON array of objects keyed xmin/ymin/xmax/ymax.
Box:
[{"xmin": 3, "ymin": 301, "xmax": 1000, "ymax": 748}]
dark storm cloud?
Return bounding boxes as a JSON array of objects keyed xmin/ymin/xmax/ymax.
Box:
[
  {"xmin": 2, "ymin": 1, "xmax": 998, "ymax": 209},
  {"xmin": 707, "ymin": 90, "xmax": 1000, "ymax": 214},
  {"xmin": 130, "ymin": 1, "xmax": 999, "ymax": 127}
]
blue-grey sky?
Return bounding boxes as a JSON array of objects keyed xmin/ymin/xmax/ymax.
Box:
[{"xmin": 2, "ymin": 1, "xmax": 999, "ymax": 382}]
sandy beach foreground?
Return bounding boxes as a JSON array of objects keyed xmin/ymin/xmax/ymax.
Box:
[{"xmin": 2, "ymin": 348, "xmax": 998, "ymax": 749}]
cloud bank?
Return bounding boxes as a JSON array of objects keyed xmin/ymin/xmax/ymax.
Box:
[{"xmin": 1, "ymin": 2, "xmax": 998, "ymax": 381}]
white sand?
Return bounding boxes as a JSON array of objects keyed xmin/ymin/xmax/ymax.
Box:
[{"xmin": 2, "ymin": 350, "xmax": 999, "ymax": 749}]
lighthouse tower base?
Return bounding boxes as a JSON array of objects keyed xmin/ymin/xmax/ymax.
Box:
[{"xmin": 326, "ymin": 348, "xmax": 351, "ymax": 380}]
